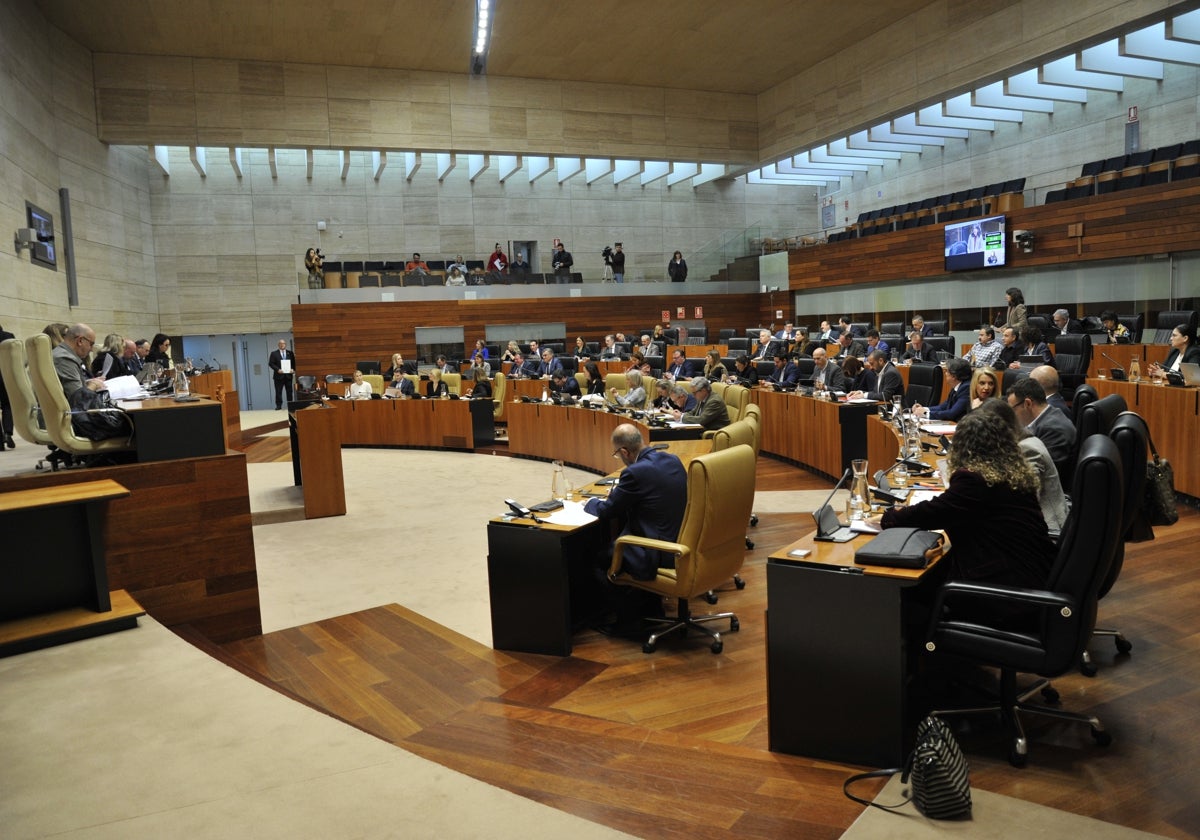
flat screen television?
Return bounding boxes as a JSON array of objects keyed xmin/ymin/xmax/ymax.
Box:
[
  {"xmin": 25, "ymin": 201, "xmax": 57, "ymax": 270},
  {"xmin": 944, "ymin": 214, "xmax": 1005, "ymax": 272}
]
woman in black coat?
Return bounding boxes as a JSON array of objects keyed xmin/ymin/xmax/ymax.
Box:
[
  {"xmin": 1151, "ymin": 324, "xmax": 1200, "ymax": 376},
  {"xmin": 667, "ymin": 251, "xmax": 688, "ymax": 282}
]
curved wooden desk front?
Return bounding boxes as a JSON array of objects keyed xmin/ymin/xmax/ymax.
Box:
[{"xmin": 750, "ymin": 387, "xmax": 872, "ymax": 478}]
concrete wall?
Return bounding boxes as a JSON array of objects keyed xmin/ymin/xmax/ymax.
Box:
[{"xmin": 0, "ymin": 0, "xmax": 157, "ymax": 342}]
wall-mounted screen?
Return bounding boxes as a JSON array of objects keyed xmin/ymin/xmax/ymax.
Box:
[
  {"xmin": 25, "ymin": 201, "xmax": 57, "ymax": 270},
  {"xmin": 944, "ymin": 214, "xmax": 1005, "ymax": 272}
]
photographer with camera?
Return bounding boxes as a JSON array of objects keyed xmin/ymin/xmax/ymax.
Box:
[
  {"xmin": 304, "ymin": 247, "xmax": 324, "ymax": 289},
  {"xmin": 602, "ymin": 242, "xmax": 625, "ymax": 284},
  {"xmin": 552, "ymin": 241, "xmax": 574, "ymax": 284}
]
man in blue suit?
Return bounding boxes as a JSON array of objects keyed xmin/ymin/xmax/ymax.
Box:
[
  {"xmin": 914, "ymin": 358, "xmax": 972, "ymax": 421},
  {"xmin": 768, "ymin": 352, "xmax": 799, "ymax": 387},
  {"xmin": 584, "ymin": 424, "xmax": 688, "ymax": 635},
  {"xmin": 538, "ymin": 347, "xmax": 564, "ymax": 378},
  {"xmin": 664, "ymin": 349, "xmax": 692, "ymax": 381}
]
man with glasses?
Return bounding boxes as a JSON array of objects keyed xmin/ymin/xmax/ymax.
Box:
[
  {"xmin": 583, "ymin": 423, "xmax": 687, "ymax": 635},
  {"xmin": 671, "ymin": 375, "xmax": 729, "ymax": 431},
  {"xmin": 53, "ymin": 323, "xmax": 105, "ymax": 398}
]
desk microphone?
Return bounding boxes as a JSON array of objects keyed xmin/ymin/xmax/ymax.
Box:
[{"xmin": 1101, "ymin": 352, "xmax": 1125, "ymax": 370}]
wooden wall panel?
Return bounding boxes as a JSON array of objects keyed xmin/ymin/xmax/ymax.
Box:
[
  {"xmin": 291, "ymin": 293, "xmax": 764, "ymax": 380},
  {"xmin": 788, "ymin": 181, "xmax": 1200, "ymax": 290},
  {"xmin": 0, "ymin": 454, "xmax": 260, "ymax": 644}
]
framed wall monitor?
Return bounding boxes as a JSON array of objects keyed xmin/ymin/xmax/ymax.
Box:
[
  {"xmin": 944, "ymin": 213, "xmax": 1005, "ymax": 272},
  {"xmin": 25, "ymin": 201, "xmax": 57, "ymax": 270}
]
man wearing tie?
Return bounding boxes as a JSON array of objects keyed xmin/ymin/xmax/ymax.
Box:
[
  {"xmin": 664, "ymin": 350, "xmax": 692, "ymax": 381},
  {"xmin": 268, "ymin": 339, "xmax": 296, "ymax": 410}
]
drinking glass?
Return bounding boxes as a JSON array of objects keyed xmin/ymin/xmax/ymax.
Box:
[
  {"xmin": 893, "ymin": 463, "xmax": 908, "ymax": 488},
  {"xmin": 1097, "ymin": 368, "xmax": 1107, "ymax": 380}
]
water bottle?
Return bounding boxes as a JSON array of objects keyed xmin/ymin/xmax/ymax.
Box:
[
  {"xmin": 551, "ymin": 460, "xmax": 568, "ymax": 500},
  {"xmin": 542, "ymin": 387, "xmax": 549, "ymax": 403},
  {"xmin": 174, "ymin": 366, "xmax": 190, "ymax": 398},
  {"xmin": 1129, "ymin": 355, "xmax": 1141, "ymax": 383}
]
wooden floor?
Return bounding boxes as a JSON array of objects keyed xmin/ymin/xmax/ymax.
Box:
[{"xmin": 221, "ymin": 431, "xmax": 1200, "ymax": 839}]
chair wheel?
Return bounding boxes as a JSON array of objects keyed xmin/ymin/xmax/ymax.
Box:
[
  {"xmin": 711, "ymin": 640, "xmax": 723, "ymax": 654},
  {"xmin": 704, "ymin": 591, "xmax": 718, "ymax": 605},
  {"xmin": 734, "ymin": 577, "xmax": 746, "ymax": 590},
  {"xmin": 730, "ymin": 617, "xmax": 740, "ymax": 632},
  {"xmin": 750, "ymin": 514, "xmax": 758, "ymax": 527},
  {"xmin": 1115, "ymin": 637, "xmax": 1133, "ymax": 654},
  {"xmin": 642, "ymin": 642, "xmax": 656, "ymax": 654},
  {"xmin": 745, "ymin": 537, "xmax": 754, "ymax": 549},
  {"xmin": 1079, "ymin": 659, "xmax": 1098, "ymax": 677},
  {"xmin": 1008, "ymin": 748, "xmax": 1027, "ymax": 768},
  {"xmin": 1041, "ymin": 686, "xmax": 1060, "ymax": 703},
  {"xmin": 1092, "ymin": 727, "xmax": 1112, "ymax": 747}
]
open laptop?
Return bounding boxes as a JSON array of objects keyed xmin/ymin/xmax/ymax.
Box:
[{"xmin": 1178, "ymin": 362, "xmax": 1200, "ymax": 386}]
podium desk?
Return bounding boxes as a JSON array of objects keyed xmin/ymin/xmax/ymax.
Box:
[
  {"xmin": 766, "ymin": 531, "xmax": 945, "ymax": 767},
  {"xmin": 120, "ymin": 396, "xmax": 227, "ymax": 462},
  {"xmin": 488, "ymin": 439, "xmax": 712, "ymax": 656},
  {"xmin": 289, "ymin": 405, "xmax": 346, "ymax": 519}
]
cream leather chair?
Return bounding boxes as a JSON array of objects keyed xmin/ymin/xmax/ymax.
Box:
[
  {"xmin": 608, "ymin": 444, "xmax": 756, "ymax": 654},
  {"xmin": 492, "ymin": 372, "xmax": 507, "ymax": 419},
  {"xmin": 723, "ymin": 383, "xmax": 750, "ymax": 421},
  {"xmin": 0, "ymin": 338, "xmax": 73, "ymax": 469},
  {"xmin": 441, "ymin": 372, "xmax": 463, "ymax": 395},
  {"xmin": 24, "ymin": 334, "xmax": 136, "ymax": 461},
  {"xmin": 362, "ymin": 374, "xmax": 385, "ymax": 395}
]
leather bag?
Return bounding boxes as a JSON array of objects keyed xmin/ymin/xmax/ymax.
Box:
[
  {"xmin": 1143, "ymin": 432, "xmax": 1178, "ymax": 527},
  {"xmin": 854, "ymin": 527, "xmax": 943, "ymax": 569},
  {"xmin": 843, "ymin": 715, "xmax": 972, "ymax": 820}
]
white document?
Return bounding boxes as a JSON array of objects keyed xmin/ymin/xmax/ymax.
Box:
[
  {"xmin": 542, "ymin": 499, "xmax": 599, "ymax": 527},
  {"xmin": 921, "ymin": 423, "xmax": 956, "ymax": 435},
  {"xmin": 103, "ymin": 375, "xmax": 143, "ymax": 400},
  {"xmin": 280, "ymin": 359, "xmax": 292, "ymax": 373}
]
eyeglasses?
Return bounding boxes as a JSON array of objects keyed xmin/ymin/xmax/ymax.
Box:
[
  {"xmin": 611, "ymin": 447, "xmax": 626, "ymax": 460},
  {"xmin": 77, "ymin": 336, "xmax": 95, "ymax": 348}
]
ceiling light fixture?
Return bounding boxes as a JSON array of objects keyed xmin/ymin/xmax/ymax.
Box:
[{"xmin": 470, "ymin": 0, "xmax": 494, "ymax": 75}]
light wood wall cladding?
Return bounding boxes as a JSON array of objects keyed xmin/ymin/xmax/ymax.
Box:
[
  {"xmin": 93, "ymin": 55, "xmax": 759, "ymax": 163},
  {"xmin": 291, "ymin": 294, "xmax": 764, "ymax": 379},
  {"xmin": 787, "ymin": 181, "xmax": 1200, "ymax": 290},
  {"xmin": 0, "ymin": 454, "xmax": 261, "ymax": 644},
  {"xmin": 755, "ymin": 1, "xmax": 1169, "ymax": 161}
]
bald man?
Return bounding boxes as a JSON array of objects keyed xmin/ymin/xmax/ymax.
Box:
[{"xmin": 53, "ymin": 323, "xmax": 106, "ymax": 398}]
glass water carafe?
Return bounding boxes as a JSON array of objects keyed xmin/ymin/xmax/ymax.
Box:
[{"xmin": 849, "ymin": 458, "xmax": 869, "ymax": 520}]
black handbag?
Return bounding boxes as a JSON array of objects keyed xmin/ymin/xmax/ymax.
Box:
[
  {"xmin": 854, "ymin": 527, "xmax": 943, "ymax": 569},
  {"xmin": 1143, "ymin": 432, "xmax": 1178, "ymax": 527},
  {"xmin": 843, "ymin": 715, "xmax": 972, "ymax": 820}
]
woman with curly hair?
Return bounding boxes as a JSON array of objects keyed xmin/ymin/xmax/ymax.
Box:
[
  {"xmin": 969, "ymin": 367, "xmax": 999, "ymax": 410},
  {"xmin": 881, "ymin": 409, "xmax": 1054, "ymax": 589}
]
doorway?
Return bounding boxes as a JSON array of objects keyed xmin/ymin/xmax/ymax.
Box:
[{"xmin": 181, "ymin": 332, "xmax": 293, "ymax": 412}]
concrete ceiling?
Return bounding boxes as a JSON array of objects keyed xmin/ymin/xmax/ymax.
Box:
[{"xmin": 34, "ymin": 0, "xmax": 932, "ymax": 96}]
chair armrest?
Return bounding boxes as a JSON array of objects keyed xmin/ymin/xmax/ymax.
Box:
[
  {"xmin": 925, "ymin": 579, "xmax": 1078, "ymax": 642},
  {"xmin": 702, "ymin": 429, "xmax": 717, "ymax": 439},
  {"xmin": 610, "ymin": 535, "xmax": 688, "ymax": 578}
]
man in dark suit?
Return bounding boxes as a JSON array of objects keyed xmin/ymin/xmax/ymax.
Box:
[
  {"xmin": 911, "ymin": 314, "xmax": 935, "ymax": 338},
  {"xmin": 993, "ymin": 326, "xmax": 1023, "ymax": 370},
  {"xmin": 1029, "ymin": 365, "xmax": 1072, "ymax": 418},
  {"xmin": 902, "ymin": 331, "xmax": 938, "ymax": 363},
  {"xmin": 915, "ymin": 357, "xmax": 971, "ymax": 421},
  {"xmin": 833, "ymin": 331, "xmax": 867, "ymax": 360},
  {"xmin": 1052, "ymin": 308, "xmax": 1084, "ymax": 338},
  {"xmin": 549, "ymin": 369, "xmax": 581, "ymax": 399},
  {"xmin": 584, "ymin": 424, "xmax": 688, "ymax": 633},
  {"xmin": 849, "ymin": 350, "xmax": 903, "ymax": 403},
  {"xmin": 1008, "ymin": 376, "xmax": 1076, "ymax": 468},
  {"xmin": 810, "ymin": 347, "xmax": 845, "ymax": 391},
  {"xmin": 664, "ymin": 349, "xmax": 692, "ymax": 381},
  {"xmin": 267, "ymin": 339, "xmax": 295, "ymax": 410},
  {"xmin": 767, "ymin": 352, "xmax": 799, "ymax": 388},
  {"xmin": 539, "ymin": 347, "xmax": 564, "ymax": 378},
  {"xmin": 668, "ymin": 383, "xmax": 698, "ymax": 414},
  {"xmin": 0, "ymin": 321, "xmax": 15, "ymax": 448}
]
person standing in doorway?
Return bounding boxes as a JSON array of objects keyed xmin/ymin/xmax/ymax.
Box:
[
  {"xmin": 552, "ymin": 242, "xmax": 574, "ymax": 284},
  {"xmin": 268, "ymin": 339, "xmax": 296, "ymax": 410}
]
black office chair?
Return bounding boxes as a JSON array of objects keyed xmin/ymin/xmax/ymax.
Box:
[
  {"xmin": 1061, "ymin": 389, "xmax": 1123, "ymax": 489},
  {"xmin": 1116, "ymin": 312, "xmax": 1143, "ymax": 343},
  {"xmin": 926, "ymin": 435, "xmax": 1124, "ymax": 766},
  {"xmin": 1050, "ymin": 334, "xmax": 1091, "ymax": 401},
  {"xmin": 718, "ymin": 328, "xmax": 735, "ymax": 342},
  {"xmin": 880, "ymin": 321, "xmax": 902, "ymax": 336},
  {"xmin": 1076, "ymin": 411, "xmax": 1148, "ymax": 676},
  {"xmin": 295, "ymin": 375, "xmax": 320, "ymax": 400},
  {"xmin": 903, "ymin": 363, "xmax": 942, "ymax": 408},
  {"xmin": 1151, "ymin": 310, "xmax": 1198, "ymax": 343},
  {"xmin": 1001, "ymin": 367, "xmax": 1028, "ymax": 397},
  {"xmin": 924, "ymin": 336, "xmax": 954, "ymax": 357},
  {"xmin": 1070, "ymin": 382, "xmax": 1098, "ymax": 419},
  {"xmin": 924, "ymin": 320, "xmax": 948, "ymax": 336}
]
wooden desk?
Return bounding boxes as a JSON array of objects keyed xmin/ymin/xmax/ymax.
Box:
[
  {"xmin": 766, "ymin": 530, "xmax": 944, "ymax": 767},
  {"xmin": 0, "ymin": 479, "xmax": 143, "ymax": 656},
  {"xmin": 506, "ymin": 402, "xmax": 649, "ymax": 473},
  {"xmin": 487, "ymin": 439, "xmax": 713, "ymax": 656},
  {"xmin": 751, "ymin": 387, "xmax": 872, "ymax": 478},
  {"xmin": 1091, "ymin": 377, "xmax": 1200, "ymax": 498},
  {"xmin": 119, "ymin": 396, "xmax": 227, "ymax": 462},
  {"xmin": 1086, "ymin": 343, "xmax": 1169, "ymax": 378},
  {"xmin": 290, "ymin": 405, "xmax": 346, "ymax": 519},
  {"xmin": 325, "ymin": 397, "xmax": 487, "ymax": 449}
]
